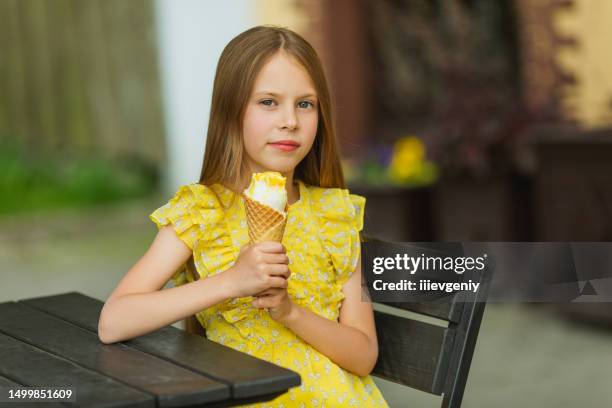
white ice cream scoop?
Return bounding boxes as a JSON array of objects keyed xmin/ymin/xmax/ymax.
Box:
[{"xmin": 243, "ymin": 172, "xmax": 287, "ymax": 213}]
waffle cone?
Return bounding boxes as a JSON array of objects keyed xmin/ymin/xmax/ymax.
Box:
[{"xmin": 243, "ymin": 195, "xmax": 287, "ymax": 243}]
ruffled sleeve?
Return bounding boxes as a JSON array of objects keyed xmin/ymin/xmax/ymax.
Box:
[
  {"xmin": 311, "ymin": 188, "xmax": 366, "ymax": 288},
  {"xmin": 149, "ymin": 183, "xmax": 226, "ymax": 286},
  {"xmin": 150, "ymin": 184, "xmax": 205, "ymax": 251}
]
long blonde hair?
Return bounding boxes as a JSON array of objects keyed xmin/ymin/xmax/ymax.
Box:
[{"xmin": 199, "ymin": 25, "xmax": 345, "ymax": 192}]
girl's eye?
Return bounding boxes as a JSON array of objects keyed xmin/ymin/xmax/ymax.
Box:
[
  {"xmin": 298, "ymin": 101, "xmax": 315, "ymax": 109},
  {"xmin": 260, "ymin": 99, "xmax": 275, "ymax": 107}
]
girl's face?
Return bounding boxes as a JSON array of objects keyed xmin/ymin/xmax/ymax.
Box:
[{"xmin": 242, "ymin": 51, "xmax": 318, "ymax": 179}]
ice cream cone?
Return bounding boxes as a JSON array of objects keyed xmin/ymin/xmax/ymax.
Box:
[{"xmin": 243, "ymin": 194, "xmax": 287, "ymax": 243}]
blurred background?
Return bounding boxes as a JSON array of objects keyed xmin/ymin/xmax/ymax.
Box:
[{"xmin": 1, "ymin": 0, "xmax": 611, "ymax": 406}]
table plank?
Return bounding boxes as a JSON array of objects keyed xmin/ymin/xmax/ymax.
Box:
[
  {"xmin": 22, "ymin": 292, "xmax": 301, "ymax": 399},
  {"xmin": 0, "ymin": 375, "xmax": 67, "ymax": 407},
  {"xmin": 0, "ymin": 332, "xmax": 153, "ymax": 407},
  {"xmin": 0, "ymin": 302, "xmax": 229, "ymax": 407}
]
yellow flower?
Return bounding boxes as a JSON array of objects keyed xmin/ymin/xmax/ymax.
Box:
[{"xmin": 387, "ymin": 136, "xmax": 426, "ymax": 183}]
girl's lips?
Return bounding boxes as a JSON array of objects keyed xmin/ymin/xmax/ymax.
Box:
[{"xmin": 268, "ymin": 141, "xmax": 300, "ymax": 152}]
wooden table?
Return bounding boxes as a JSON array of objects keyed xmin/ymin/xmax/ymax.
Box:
[{"xmin": 0, "ymin": 292, "xmax": 301, "ymax": 407}]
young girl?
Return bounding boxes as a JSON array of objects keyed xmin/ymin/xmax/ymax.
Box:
[{"xmin": 99, "ymin": 25, "xmax": 389, "ymax": 407}]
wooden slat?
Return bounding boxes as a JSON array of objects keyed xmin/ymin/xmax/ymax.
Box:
[
  {"xmin": 379, "ymin": 297, "xmax": 464, "ymax": 323},
  {"xmin": 0, "ymin": 332, "xmax": 153, "ymax": 407},
  {"xmin": 21, "ymin": 292, "xmax": 105, "ymax": 332},
  {"xmin": 441, "ymin": 268, "xmax": 491, "ymax": 408},
  {"xmin": 392, "ymin": 257, "xmax": 489, "ymax": 323},
  {"xmin": 0, "ymin": 375, "xmax": 66, "ymax": 407},
  {"xmin": 21, "ymin": 292, "xmax": 301, "ymax": 399},
  {"xmin": 0, "ymin": 302, "xmax": 228, "ymax": 406},
  {"xmin": 362, "ymin": 240, "xmax": 469, "ymax": 322},
  {"xmin": 372, "ymin": 310, "xmax": 450, "ymax": 394},
  {"xmin": 369, "ymin": 271, "xmax": 468, "ymax": 322}
]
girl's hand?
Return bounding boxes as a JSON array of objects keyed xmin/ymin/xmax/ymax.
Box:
[
  {"xmin": 222, "ymin": 241, "xmax": 291, "ymax": 298},
  {"xmin": 252, "ymin": 287, "xmax": 297, "ymax": 324}
]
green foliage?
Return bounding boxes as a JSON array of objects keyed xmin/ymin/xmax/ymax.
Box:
[{"xmin": 0, "ymin": 141, "xmax": 159, "ymax": 214}]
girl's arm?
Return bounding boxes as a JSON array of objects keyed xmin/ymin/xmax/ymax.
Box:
[
  {"xmin": 98, "ymin": 228, "xmax": 289, "ymax": 344},
  {"xmin": 279, "ymin": 255, "xmax": 378, "ymax": 377},
  {"xmin": 98, "ymin": 226, "xmax": 234, "ymax": 344}
]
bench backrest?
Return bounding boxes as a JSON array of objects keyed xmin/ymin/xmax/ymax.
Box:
[{"xmin": 371, "ymin": 263, "xmax": 490, "ymax": 408}]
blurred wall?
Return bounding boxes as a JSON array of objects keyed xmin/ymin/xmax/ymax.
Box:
[
  {"xmin": 555, "ymin": 0, "xmax": 612, "ymax": 127},
  {"xmin": 153, "ymin": 0, "xmax": 256, "ymax": 193}
]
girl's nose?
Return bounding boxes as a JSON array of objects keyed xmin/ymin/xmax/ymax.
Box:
[{"xmin": 280, "ymin": 107, "xmax": 298, "ymax": 130}]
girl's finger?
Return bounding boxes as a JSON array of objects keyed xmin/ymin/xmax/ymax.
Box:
[
  {"xmin": 253, "ymin": 294, "xmax": 282, "ymax": 308},
  {"xmin": 266, "ymin": 264, "xmax": 291, "ymax": 278},
  {"xmin": 254, "ymin": 288, "xmax": 272, "ymax": 297},
  {"xmin": 253, "ymin": 289, "xmax": 268, "ymax": 297},
  {"xmin": 262, "ymin": 253, "xmax": 290, "ymax": 265},
  {"xmin": 255, "ymin": 287, "xmax": 285, "ymax": 297},
  {"xmin": 252, "ymin": 296, "xmax": 273, "ymax": 308},
  {"xmin": 256, "ymin": 241, "xmax": 286, "ymax": 254},
  {"xmin": 267, "ymin": 276, "xmax": 288, "ymax": 289}
]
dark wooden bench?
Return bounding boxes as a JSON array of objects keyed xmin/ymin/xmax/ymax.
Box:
[{"xmin": 182, "ymin": 246, "xmax": 491, "ymax": 408}]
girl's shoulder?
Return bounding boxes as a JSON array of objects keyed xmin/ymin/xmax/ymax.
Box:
[
  {"xmin": 156, "ymin": 182, "xmax": 236, "ymax": 212},
  {"xmin": 148, "ymin": 183, "xmax": 234, "ymax": 248}
]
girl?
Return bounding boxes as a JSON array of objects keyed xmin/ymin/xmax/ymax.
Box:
[{"xmin": 98, "ymin": 25, "xmax": 389, "ymax": 407}]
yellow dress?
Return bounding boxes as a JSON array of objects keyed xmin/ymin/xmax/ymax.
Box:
[{"xmin": 150, "ymin": 179, "xmax": 389, "ymax": 407}]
